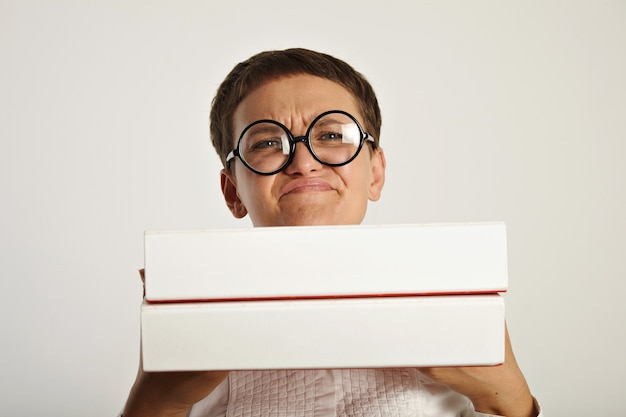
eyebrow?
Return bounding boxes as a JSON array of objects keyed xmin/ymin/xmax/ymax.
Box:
[
  {"xmin": 314, "ymin": 117, "xmax": 346, "ymax": 128},
  {"xmin": 244, "ymin": 124, "xmax": 286, "ymax": 136}
]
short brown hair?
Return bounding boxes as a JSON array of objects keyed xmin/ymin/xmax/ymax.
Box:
[{"xmin": 209, "ymin": 48, "xmax": 382, "ymax": 168}]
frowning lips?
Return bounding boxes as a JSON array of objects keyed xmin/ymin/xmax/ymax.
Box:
[{"xmin": 280, "ymin": 178, "xmax": 334, "ymax": 198}]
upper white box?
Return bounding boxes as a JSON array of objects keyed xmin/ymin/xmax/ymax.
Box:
[{"xmin": 144, "ymin": 223, "xmax": 508, "ymax": 302}]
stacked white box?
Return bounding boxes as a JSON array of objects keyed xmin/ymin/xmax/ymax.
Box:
[
  {"xmin": 141, "ymin": 223, "xmax": 508, "ymax": 371},
  {"xmin": 141, "ymin": 294, "xmax": 505, "ymax": 371},
  {"xmin": 144, "ymin": 223, "xmax": 508, "ymax": 301}
]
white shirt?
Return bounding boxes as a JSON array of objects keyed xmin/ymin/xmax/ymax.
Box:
[{"xmin": 188, "ymin": 369, "xmax": 542, "ymax": 417}]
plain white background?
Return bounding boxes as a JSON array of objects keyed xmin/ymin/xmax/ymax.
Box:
[{"xmin": 1, "ymin": 1, "xmax": 625, "ymax": 415}]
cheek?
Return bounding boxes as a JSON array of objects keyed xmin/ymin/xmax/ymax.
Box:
[
  {"xmin": 238, "ymin": 175, "xmax": 275, "ymax": 205},
  {"xmin": 342, "ymin": 159, "xmax": 372, "ymax": 190}
]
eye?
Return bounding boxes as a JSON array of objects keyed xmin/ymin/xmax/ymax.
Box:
[
  {"xmin": 311, "ymin": 117, "xmax": 360, "ymax": 146},
  {"xmin": 249, "ymin": 137, "xmax": 283, "ymax": 152},
  {"xmin": 318, "ymin": 131, "xmax": 343, "ymax": 141}
]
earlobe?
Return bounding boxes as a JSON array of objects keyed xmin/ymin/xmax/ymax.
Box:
[
  {"xmin": 220, "ymin": 169, "xmax": 248, "ymax": 218},
  {"xmin": 368, "ymin": 147, "xmax": 386, "ymax": 201}
]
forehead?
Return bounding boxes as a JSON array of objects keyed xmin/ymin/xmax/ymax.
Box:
[{"xmin": 232, "ymin": 74, "xmax": 362, "ymax": 136}]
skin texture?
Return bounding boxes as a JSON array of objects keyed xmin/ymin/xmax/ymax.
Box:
[
  {"xmin": 123, "ymin": 75, "xmax": 536, "ymax": 417},
  {"xmin": 221, "ymin": 75, "xmax": 386, "ymax": 227}
]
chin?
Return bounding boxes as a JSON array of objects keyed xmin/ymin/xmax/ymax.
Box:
[
  {"xmin": 284, "ymin": 211, "xmax": 364, "ymax": 227},
  {"xmin": 252, "ymin": 201, "xmax": 366, "ymax": 227}
]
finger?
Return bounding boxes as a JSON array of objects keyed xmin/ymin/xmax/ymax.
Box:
[{"xmin": 139, "ymin": 269, "xmax": 146, "ymax": 297}]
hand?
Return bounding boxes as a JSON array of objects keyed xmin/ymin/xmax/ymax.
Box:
[
  {"xmin": 123, "ymin": 362, "xmax": 228, "ymax": 417},
  {"xmin": 123, "ymin": 270, "xmax": 229, "ymax": 417},
  {"xmin": 418, "ymin": 323, "xmax": 537, "ymax": 417}
]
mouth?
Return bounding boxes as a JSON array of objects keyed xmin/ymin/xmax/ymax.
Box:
[{"xmin": 280, "ymin": 178, "xmax": 334, "ymax": 198}]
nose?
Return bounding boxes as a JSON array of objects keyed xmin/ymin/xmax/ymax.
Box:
[{"xmin": 283, "ymin": 137, "xmax": 322, "ymax": 175}]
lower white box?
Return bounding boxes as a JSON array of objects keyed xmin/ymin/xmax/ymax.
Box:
[{"xmin": 141, "ymin": 295, "xmax": 505, "ymax": 371}]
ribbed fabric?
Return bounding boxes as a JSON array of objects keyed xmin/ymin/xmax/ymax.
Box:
[{"xmin": 190, "ymin": 368, "xmax": 485, "ymax": 417}]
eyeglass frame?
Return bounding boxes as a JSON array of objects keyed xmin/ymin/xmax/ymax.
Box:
[{"xmin": 225, "ymin": 109, "xmax": 377, "ymax": 176}]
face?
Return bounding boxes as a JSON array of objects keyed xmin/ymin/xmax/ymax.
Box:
[{"xmin": 221, "ymin": 74, "xmax": 385, "ymax": 227}]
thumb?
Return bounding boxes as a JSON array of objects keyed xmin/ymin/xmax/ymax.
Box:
[{"xmin": 139, "ymin": 268, "xmax": 146, "ymax": 297}]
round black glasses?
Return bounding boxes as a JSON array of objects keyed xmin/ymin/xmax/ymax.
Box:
[{"xmin": 225, "ymin": 110, "xmax": 376, "ymax": 176}]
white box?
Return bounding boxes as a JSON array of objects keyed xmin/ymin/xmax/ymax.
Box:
[
  {"xmin": 144, "ymin": 223, "xmax": 508, "ymax": 302},
  {"xmin": 141, "ymin": 294, "xmax": 505, "ymax": 371}
]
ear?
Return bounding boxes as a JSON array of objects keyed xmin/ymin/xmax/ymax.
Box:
[
  {"xmin": 220, "ymin": 169, "xmax": 248, "ymax": 218},
  {"xmin": 368, "ymin": 147, "xmax": 386, "ymax": 201}
]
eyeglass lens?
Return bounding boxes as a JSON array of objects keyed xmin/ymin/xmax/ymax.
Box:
[{"xmin": 238, "ymin": 112, "xmax": 363, "ymax": 174}]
